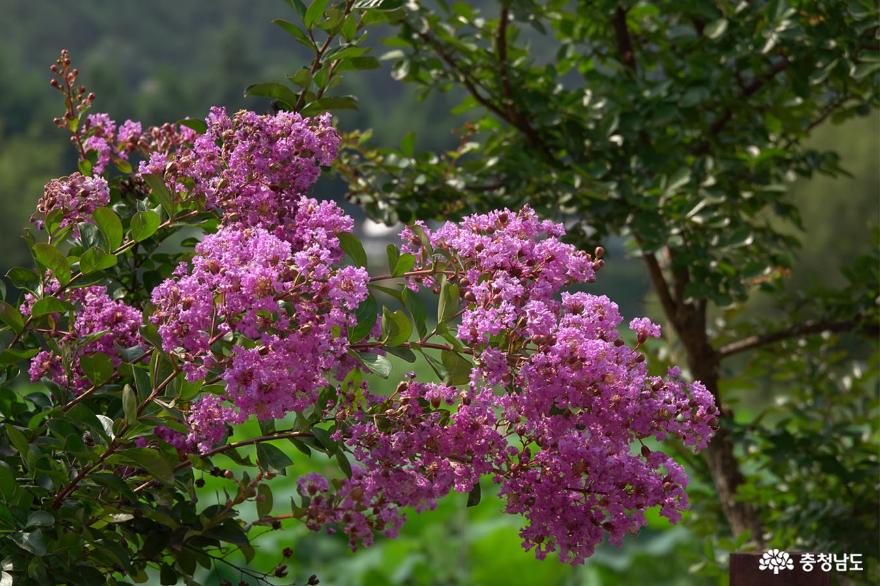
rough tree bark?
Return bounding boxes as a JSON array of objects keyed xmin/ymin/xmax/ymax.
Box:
[{"xmin": 644, "ymin": 251, "xmax": 766, "ymax": 547}]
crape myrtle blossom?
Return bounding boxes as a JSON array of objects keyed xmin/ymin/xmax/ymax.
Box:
[
  {"xmin": 28, "ymin": 93, "xmax": 716, "ymax": 566},
  {"xmin": 150, "ymin": 213, "xmax": 368, "ymax": 427},
  {"xmin": 78, "ymin": 112, "xmax": 196, "ymax": 174},
  {"xmin": 32, "ymin": 172, "xmax": 109, "ymax": 234},
  {"xmin": 24, "ymin": 281, "xmax": 142, "ymax": 393},
  {"xmin": 297, "ymin": 207, "xmax": 718, "ymax": 564},
  {"xmin": 139, "ymin": 107, "xmax": 341, "ymax": 242},
  {"xmin": 298, "ymin": 379, "xmax": 506, "ymax": 549}
]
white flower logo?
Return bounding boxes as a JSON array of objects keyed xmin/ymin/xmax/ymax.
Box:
[{"xmin": 758, "ymin": 549, "xmax": 794, "ymax": 574}]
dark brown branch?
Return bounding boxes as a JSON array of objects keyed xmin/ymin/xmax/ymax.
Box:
[
  {"xmin": 696, "ymin": 57, "xmax": 789, "ymax": 153},
  {"xmin": 496, "ymin": 7, "xmax": 514, "ymax": 112},
  {"xmin": 612, "ymin": 7, "xmax": 636, "ymax": 72},
  {"xmin": 718, "ymin": 318, "xmax": 863, "ymax": 358},
  {"xmin": 641, "ymin": 251, "xmax": 678, "ymax": 320},
  {"xmin": 796, "ymin": 94, "xmax": 854, "ymax": 141},
  {"xmin": 415, "ymin": 29, "xmax": 554, "ymax": 160}
]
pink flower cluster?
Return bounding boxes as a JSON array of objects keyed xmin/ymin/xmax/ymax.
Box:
[
  {"xmin": 33, "ymin": 172, "xmax": 109, "ymax": 233},
  {"xmin": 400, "ymin": 208, "xmax": 597, "ymax": 344},
  {"xmin": 139, "ymin": 107, "xmax": 340, "ymax": 242},
  {"xmin": 78, "ymin": 113, "xmax": 192, "ymax": 174},
  {"xmin": 298, "ymin": 207, "xmax": 717, "ymax": 564},
  {"xmin": 29, "ymin": 91, "xmax": 715, "ymax": 565},
  {"xmin": 25, "ymin": 282, "xmax": 142, "ymax": 393},
  {"xmin": 150, "ymin": 206, "xmax": 367, "ymax": 434},
  {"xmin": 299, "ymin": 380, "xmax": 506, "ymax": 548},
  {"xmin": 80, "ymin": 114, "xmax": 142, "ymax": 173}
]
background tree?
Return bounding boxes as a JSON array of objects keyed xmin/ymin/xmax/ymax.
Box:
[{"xmin": 329, "ymin": 0, "xmax": 880, "ymax": 567}]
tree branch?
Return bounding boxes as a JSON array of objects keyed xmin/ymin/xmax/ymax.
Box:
[
  {"xmin": 612, "ymin": 6, "xmax": 636, "ymax": 72},
  {"xmin": 132, "ymin": 429, "xmax": 313, "ymax": 494},
  {"xmin": 718, "ymin": 317, "xmax": 864, "ymax": 358},
  {"xmin": 783, "ymin": 94, "xmax": 854, "ymax": 149},
  {"xmin": 415, "ymin": 28, "xmax": 554, "ymax": 160},
  {"xmin": 496, "ymin": 7, "xmax": 514, "ymax": 112},
  {"xmin": 694, "ymin": 57, "xmax": 789, "ymax": 155},
  {"xmin": 641, "ymin": 250, "xmax": 678, "ymax": 321}
]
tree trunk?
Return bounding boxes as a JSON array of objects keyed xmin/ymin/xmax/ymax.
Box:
[
  {"xmin": 676, "ymin": 301, "xmax": 766, "ymax": 548},
  {"xmin": 642, "ymin": 251, "xmax": 767, "ymax": 547}
]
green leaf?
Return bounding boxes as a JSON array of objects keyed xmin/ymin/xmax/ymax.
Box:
[
  {"xmin": 360, "ymin": 353, "xmax": 392, "ymax": 378},
  {"xmin": 392, "ymin": 253, "xmax": 416, "ymax": 277},
  {"xmin": 6, "ymin": 425, "xmax": 29, "ymax": 458},
  {"xmin": 6, "ymin": 267, "xmax": 40, "ymax": 291},
  {"xmin": 113, "ymin": 448, "xmax": 174, "ymax": 485},
  {"xmin": 122, "ymin": 385, "xmax": 137, "ymax": 425},
  {"xmin": 386, "ymin": 346, "xmax": 416, "ymax": 362},
  {"xmin": 26, "ymin": 511, "xmax": 54, "ymax": 528},
  {"xmin": 305, "ymin": 0, "xmax": 330, "ymax": 28},
  {"xmin": 257, "ymin": 483, "xmax": 274, "ymax": 518},
  {"xmin": 337, "ymin": 56, "xmax": 381, "ymax": 71},
  {"xmin": 12, "ymin": 530, "xmax": 47, "ymax": 556},
  {"xmin": 114, "ymin": 158, "xmax": 133, "ymax": 174},
  {"xmin": 289, "ymin": 437, "xmax": 312, "ymax": 457},
  {"xmin": 341, "ymin": 13, "xmax": 358, "ymax": 39},
  {"xmin": 338, "ymin": 232, "xmax": 368, "ymax": 267},
  {"xmin": 288, "ymin": 68, "xmax": 313, "ymax": 89},
  {"xmin": 0, "ymin": 301, "xmax": 25, "ymax": 333},
  {"xmin": 0, "ymin": 348, "xmax": 40, "ymax": 367},
  {"xmin": 256, "ymin": 443, "xmax": 293, "ymax": 475},
  {"xmin": 244, "ymin": 82, "xmax": 300, "ymax": 108},
  {"xmin": 466, "ymin": 482, "xmax": 481, "ymax": 507},
  {"xmin": 369, "ymin": 283, "xmax": 403, "ymax": 301},
  {"xmin": 310, "ymin": 426, "xmax": 334, "ymax": 452},
  {"xmin": 286, "ymin": 0, "xmax": 307, "ymax": 16},
  {"xmin": 207, "ymin": 520, "xmax": 249, "ymax": 546},
  {"xmin": 853, "ymin": 61, "xmax": 880, "ymax": 80},
  {"xmin": 400, "ymin": 131, "xmax": 416, "ymax": 156},
  {"xmin": 178, "ymin": 118, "xmax": 208, "ymax": 134},
  {"xmin": 80, "ymin": 247, "xmax": 118, "ymax": 274},
  {"xmin": 705, "ymin": 18, "xmax": 728, "ymax": 39},
  {"xmin": 93, "ymin": 207, "xmax": 123, "ymax": 250},
  {"xmin": 304, "ymin": 95, "xmax": 358, "ymax": 114},
  {"xmin": 335, "ymin": 450, "xmax": 353, "ymax": 477},
  {"xmin": 31, "ymin": 296, "xmax": 74, "ymax": 318},
  {"xmin": 33, "ymin": 243, "xmax": 71, "ymax": 284},
  {"xmin": 386, "ymin": 244, "xmax": 400, "ymax": 273},
  {"xmin": 92, "ymin": 473, "xmax": 136, "ymax": 503},
  {"xmin": 273, "ymin": 19, "xmax": 315, "ymax": 49},
  {"xmin": 349, "ymin": 295, "xmax": 378, "ymax": 342},
  {"xmin": 664, "ymin": 168, "xmax": 691, "ymax": 195},
  {"xmin": 160, "ymin": 564, "xmax": 178, "ymax": 586},
  {"xmin": 79, "ymin": 352, "xmax": 114, "ymax": 386},
  {"xmin": 401, "ymin": 288, "xmax": 427, "ymax": 338},
  {"xmin": 437, "ymin": 278, "xmax": 460, "ymax": 324},
  {"xmin": 0, "ymin": 461, "xmax": 18, "ymax": 501},
  {"xmin": 382, "ymin": 307, "xmax": 412, "ymax": 346},
  {"xmin": 130, "ymin": 210, "xmax": 162, "ymax": 242},
  {"xmin": 143, "ymin": 174, "xmax": 176, "ymax": 217},
  {"xmin": 441, "ymin": 349, "xmax": 472, "ymax": 386},
  {"xmin": 353, "ymin": 0, "xmax": 404, "ymax": 9},
  {"xmin": 139, "ymin": 323, "xmax": 163, "ymax": 349}
]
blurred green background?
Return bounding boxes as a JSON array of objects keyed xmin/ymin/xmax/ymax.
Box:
[{"xmin": 1, "ymin": 1, "xmax": 876, "ymax": 584}]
